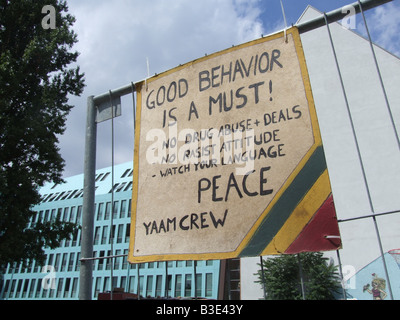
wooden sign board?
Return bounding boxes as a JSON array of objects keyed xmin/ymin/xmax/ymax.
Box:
[{"xmin": 128, "ymin": 27, "xmax": 340, "ymax": 263}]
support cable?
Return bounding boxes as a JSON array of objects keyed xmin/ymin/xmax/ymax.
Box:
[
  {"xmin": 323, "ymin": 13, "xmax": 375, "ymax": 214},
  {"xmin": 279, "ymin": 0, "xmax": 288, "ymax": 42},
  {"xmin": 336, "ymin": 250, "xmax": 347, "ymax": 300}
]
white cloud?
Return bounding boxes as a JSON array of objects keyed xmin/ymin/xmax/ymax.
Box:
[
  {"xmin": 358, "ymin": 2, "xmax": 400, "ymax": 57},
  {"xmin": 61, "ymin": 0, "xmax": 266, "ymax": 176}
]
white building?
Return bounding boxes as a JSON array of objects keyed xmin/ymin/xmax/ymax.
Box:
[{"xmin": 241, "ymin": 5, "xmax": 400, "ymax": 300}]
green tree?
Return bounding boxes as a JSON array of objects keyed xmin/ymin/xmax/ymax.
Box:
[
  {"xmin": 255, "ymin": 252, "xmax": 342, "ymax": 300},
  {"xmin": 0, "ymin": 0, "xmax": 85, "ymax": 267}
]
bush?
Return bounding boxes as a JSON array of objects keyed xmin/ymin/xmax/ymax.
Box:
[{"xmin": 255, "ymin": 252, "xmax": 342, "ymax": 300}]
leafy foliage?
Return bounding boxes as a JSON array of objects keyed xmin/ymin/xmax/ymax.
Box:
[
  {"xmin": 0, "ymin": 0, "xmax": 85, "ymax": 266},
  {"xmin": 255, "ymin": 252, "xmax": 342, "ymax": 300}
]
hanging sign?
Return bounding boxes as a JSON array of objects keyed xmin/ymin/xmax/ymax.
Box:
[{"xmin": 129, "ymin": 27, "xmax": 340, "ymax": 263}]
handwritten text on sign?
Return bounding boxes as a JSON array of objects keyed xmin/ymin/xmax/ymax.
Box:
[{"xmin": 130, "ymin": 29, "xmax": 315, "ymax": 262}]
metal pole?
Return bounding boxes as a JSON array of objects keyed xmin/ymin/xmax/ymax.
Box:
[
  {"xmin": 79, "ymin": 96, "xmax": 97, "ymax": 300},
  {"xmin": 165, "ymin": 262, "xmax": 169, "ymax": 297},
  {"xmin": 372, "ymin": 216, "xmax": 393, "ymax": 300},
  {"xmin": 259, "ymin": 256, "xmax": 267, "ymax": 300},
  {"xmin": 297, "ymin": 254, "xmax": 306, "ymax": 300},
  {"xmin": 109, "ymin": 91, "xmax": 115, "ymax": 301},
  {"xmin": 336, "ymin": 250, "xmax": 347, "ymax": 300}
]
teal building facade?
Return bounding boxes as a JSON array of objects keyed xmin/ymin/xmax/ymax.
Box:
[{"xmin": 0, "ymin": 162, "xmax": 221, "ymax": 300}]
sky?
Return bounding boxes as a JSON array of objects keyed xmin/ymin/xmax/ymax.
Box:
[{"xmin": 60, "ymin": 0, "xmax": 400, "ymax": 178}]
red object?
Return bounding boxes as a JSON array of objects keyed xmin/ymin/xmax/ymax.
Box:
[
  {"xmin": 98, "ymin": 291, "xmax": 138, "ymax": 300},
  {"xmin": 285, "ymin": 195, "xmax": 341, "ymax": 254}
]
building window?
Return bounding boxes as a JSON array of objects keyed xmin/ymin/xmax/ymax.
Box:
[
  {"xmin": 116, "ymin": 182, "xmax": 127, "ymax": 192},
  {"xmin": 38, "ymin": 211, "xmax": 43, "ymax": 223},
  {"xmin": 122, "ymin": 250, "xmax": 128, "ymax": 270},
  {"xmin": 205, "ymin": 273, "xmax": 213, "ymax": 297},
  {"xmin": 196, "ymin": 274, "xmax": 202, "ymax": 297},
  {"xmin": 175, "ymin": 275, "xmax": 182, "ymax": 297},
  {"xmin": 50, "ymin": 209, "xmax": 56, "ymax": 221},
  {"xmin": 60, "ymin": 253, "xmax": 68, "ymax": 272},
  {"xmin": 76, "ymin": 206, "xmax": 82, "ymax": 224},
  {"xmin": 120, "ymin": 200, "xmax": 127, "ymax": 219},
  {"xmin": 125, "ymin": 224, "xmax": 130, "ymax": 243},
  {"xmin": 121, "ymin": 169, "xmax": 130, "ymax": 178},
  {"xmin": 146, "ymin": 276, "xmax": 153, "ymax": 297},
  {"xmin": 35, "ymin": 279, "xmax": 41, "ymax": 298},
  {"xmin": 109, "ymin": 225, "xmax": 115, "ymax": 244},
  {"xmin": 47, "ymin": 254, "xmax": 54, "ymax": 268},
  {"xmin": 72, "ymin": 228, "xmax": 79, "ymax": 247},
  {"xmin": 114, "ymin": 250, "xmax": 121, "ymax": 270},
  {"xmin": 167, "ymin": 275, "xmax": 172, "ymax": 297},
  {"xmin": 94, "ymin": 278, "xmax": 101, "ymax": 298},
  {"xmin": 64, "ymin": 278, "xmax": 71, "ymax": 298},
  {"xmin": 155, "ymin": 275, "xmax": 163, "ymax": 297},
  {"xmin": 94, "ymin": 226, "xmax": 100, "ymax": 245},
  {"xmin": 101, "ymin": 172, "xmax": 110, "ymax": 181},
  {"xmin": 116, "ymin": 224, "xmax": 123, "ymax": 243},
  {"xmin": 56, "ymin": 278, "xmax": 64, "ymax": 298},
  {"xmin": 69, "ymin": 207, "xmax": 75, "ymax": 222},
  {"xmin": 49, "ymin": 282, "xmax": 55, "ymax": 298},
  {"xmin": 68, "ymin": 253, "xmax": 75, "ymax": 272},
  {"xmin": 128, "ymin": 276, "xmax": 135, "ymax": 294},
  {"xmin": 54, "ymin": 254, "xmax": 60, "ymax": 272},
  {"xmin": 28, "ymin": 279, "xmax": 36, "ymax": 299},
  {"xmin": 113, "ymin": 201, "xmax": 119, "ymax": 219},
  {"xmin": 98, "ymin": 251, "xmax": 105, "ymax": 270},
  {"xmin": 16, "ymin": 279, "xmax": 23, "ymax": 298},
  {"xmin": 101, "ymin": 226, "xmax": 108, "ymax": 245},
  {"xmin": 62, "ymin": 207, "xmax": 69, "ymax": 221},
  {"xmin": 124, "ymin": 181, "xmax": 133, "ymax": 191},
  {"xmin": 96, "ymin": 203, "xmax": 104, "ymax": 221},
  {"xmin": 103, "ymin": 277, "xmax": 110, "ymax": 293},
  {"xmin": 112, "ymin": 277, "xmax": 118, "ymax": 291},
  {"xmin": 120, "ymin": 277, "xmax": 126, "ymax": 292},
  {"xmin": 75, "ymin": 252, "xmax": 80, "ymax": 272},
  {"xmin": 105, "ymin": 250, "xmax": 112, "ymax": 270},
  {"xmin": 139, "ymin": 276, "xmax": 144, "ymax": 296},
  {"xmin": 104, "ymin": 202, "xmax": 111, "ymax": 220},
  {"xmin": 71, "ymin": 278, "xmax": 79, "ymax": 298},
  {"xmin": 185, "ymin": 274, "xmax": 192, "ymax": 297}
]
